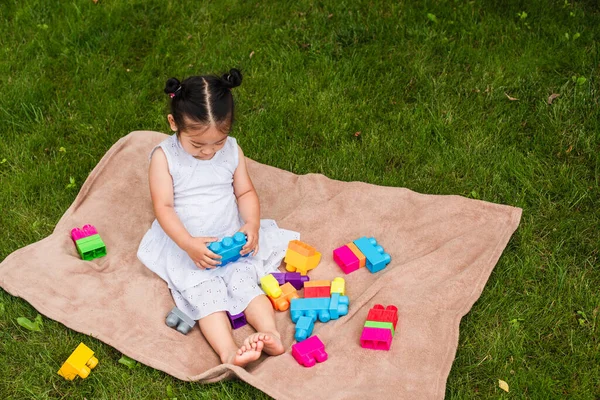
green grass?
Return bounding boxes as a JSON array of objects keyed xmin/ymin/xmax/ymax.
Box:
[{"xmin": 0, "ymin": 0, "xmax": 598, "ymax": 398}]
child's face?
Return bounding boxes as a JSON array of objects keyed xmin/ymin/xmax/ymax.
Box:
[{"xmin": 168, "ymin": 114, "xmax": 229, "ymax": 160}]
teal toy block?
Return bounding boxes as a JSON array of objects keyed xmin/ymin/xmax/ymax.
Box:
[
  {"xmin": 295, "ymin": 316, "xmax": 315, "ymax": 342},
  {"xmin": 353, "ymin": 237, "xmax": 391, "ymax": 273},
  {"xmin": 208, "ymin": 232, "xmax": 248, "ymax": 267},
  {"xmin": 290, "ymin": 295, "xmax": 349, "ymax": 324}
]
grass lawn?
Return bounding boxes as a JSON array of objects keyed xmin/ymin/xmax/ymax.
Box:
[{"xmin": 1, "ymin": 0, "xmax": 598, "ymax": 398}]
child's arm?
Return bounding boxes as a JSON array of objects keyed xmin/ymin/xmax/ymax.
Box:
[
  {"xmin": 149, "ymin": 148, "xmax": 220, "ymax": 268},
  {"xmin": 233, "ymin": 145, "xmax": 260, "ymax": 255}
]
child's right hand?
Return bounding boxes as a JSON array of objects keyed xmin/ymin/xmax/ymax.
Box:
[{"xmin": 183, "ymin": 236, "xmax": 222, "ymax": 269}]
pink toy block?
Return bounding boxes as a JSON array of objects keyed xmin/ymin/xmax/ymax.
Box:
[
  {"xmin": 291, "ymin": 335, "xmax": 328, "ymax": 367},
  {"xmin": 367, "ymin": 304, "xmax": 399, "ymax": 329},
  {"xmin": 333, "ymin": 245, "xmax": 360, "ymax": 274},
  {"xmin": 71, "ymin": 224, "xmax": 98, "ymax": 241},
  {"xmin": 360, "ymin": 327, "xmax": 393, "ymax": 350}
]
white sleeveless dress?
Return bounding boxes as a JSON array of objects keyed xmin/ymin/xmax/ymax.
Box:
[{"xmin": 137, "ymin": 134, "xmax": 299, "ymax": 320}]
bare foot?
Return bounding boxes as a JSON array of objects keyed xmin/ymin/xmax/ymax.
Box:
[
  {"xmin": 244, "ymin": 332, "xmax": 284, "ymax": 356},
  {"xmin": 226, "ymin": 340, "xmax": 264, "ymax": 367}
]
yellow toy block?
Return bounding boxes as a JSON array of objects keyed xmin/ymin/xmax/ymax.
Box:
[
  {"xmin": 57, "ymin": 343, "xmax": 98, "ymax": 381},
  {"xmin": 330, "ymin": 277, "xmax": 346, "ymax": 296},
  {"xmin": 260, "ymin": 274, "xmax": 282, "ymax": 298},
  {"xmin": 347, "ymin": 243, "xmax": 366, "ymax": 268},
  {"xmin": 284, "ymin": 240, "xmax": 321, "ymax": 276}
]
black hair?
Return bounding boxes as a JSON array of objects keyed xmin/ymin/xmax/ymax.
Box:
[{"xmin": 164, "ymin": 68, "xmax": 242, "ymax": 134}]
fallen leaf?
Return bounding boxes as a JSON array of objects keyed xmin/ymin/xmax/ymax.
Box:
[
  {"xmin": 504, "ymin": 92, "xmax": 518, "ymax": 101},
  {"xmin": 249, "ymin": 51, "xmax": 255, "ymax": 58},
  {"xmin": 17, "ymin": 315, "xmax": 42, "ymax": 332},
  {"xmin": 59, "ymin": 147, "xmax": 66, "ymax": 153},
  {"xmin": 566, "ymin": 145, "xmax": 573, "ymax": 153},
  {"xmin": 118, "ymin": 355, "xmax": 138, "ymax": 369},
  {"xmin": 547, "ymin": 93, "xmax": 560, "ymax": 104},
  {"xmin": 354, "ymin": 131, "xmax": 361, "ymax": 137},
  {"xmin": 499, "ymin": 379, "xmax": 509, "ymax": 392},
  {"xmin": 427, "ymin": 13, "xmax": 438, "ymax": 23},
  {"xmin": 328, "ymin": 13, "xmax": 333, "ymax": 18},
  {"xmin": 92, "ymin": 0, "xmax": 98, "ymax": 3}
]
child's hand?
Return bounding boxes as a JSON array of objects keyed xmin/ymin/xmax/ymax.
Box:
[
  {"xmin": 238, "ymin": 223, "xmax": 259, "ymax": 256},
  {"xmin": 183, "ymin": 236, "xmax": 222, "ymax": 269}
]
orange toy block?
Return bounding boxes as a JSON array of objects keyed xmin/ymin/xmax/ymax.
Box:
[
  {"xmin": 284, "ymin": 240, "xmax": 321, "ymax": 276},
  {"xmin": 304, "ymin": 280, "xmax": 331, "ymax": 288},
  {"xmin": 347, "ymin": 242, "xmax": 366, "ymax": 268},
  {"xmin": 268, "ymin": 282, "xmax": 300, "ymax": 311}
]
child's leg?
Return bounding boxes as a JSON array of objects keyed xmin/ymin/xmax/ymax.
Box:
[
  {"xmin": 198, "ymin": 311, "xmax": 263, "ymax": 367},
  {"xmin": 243, "ymin": 294, "xmax": 285, "ymax": 356}
]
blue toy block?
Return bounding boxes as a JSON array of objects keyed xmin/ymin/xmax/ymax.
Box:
[
  {"xmin": 207, "ymin": 232, "xmax": 248, "ymax": 266},
  {"xmin": 353, "ymin": 237, "xmax": 391, "ymax": 273},
  {"xmin": 295, "ymin": 316, "xmax": 315, "ymax": 342},
  {"xmin": 290, "ymin": 295, "xmax": 350, "ymax": 324}
]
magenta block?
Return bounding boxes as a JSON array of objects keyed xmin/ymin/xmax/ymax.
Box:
[
  {"xmin": 333, "ymin": 245, "xmax": 360, "ymax": 274},
  {"xmin": 360, "ymin": 327, "xmax": 393, "ymax": 351},
  {"xmin": 71, "ymin": 224, "xmax": 98, "ymax": 241},
  {"xmin": 292, "ymin": 335, "xmax": 328, "ymax": 367}
]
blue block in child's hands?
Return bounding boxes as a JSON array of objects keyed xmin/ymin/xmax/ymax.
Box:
[{"xmin": 208, "ymin": 232, "xmax": 249, "ymax": 267}]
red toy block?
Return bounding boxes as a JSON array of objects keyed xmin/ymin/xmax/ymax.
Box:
[
  {"xmin": 366, "ymin": 304, "xmax": 398, "ymax": 329},
  {"xmin": 333, "ymin": 245, "xmax": 360, "ymax": 274},
  {"xmin": 304, "ymin": 286, "xmax": 331, "ymax": 298},
  {"xmin": 360, "ymin": 327, "xmax": 393, "ymax": 351},
  {"xmin": 291, "ymin": 335, "xmax": 328, "ymax": 367}
]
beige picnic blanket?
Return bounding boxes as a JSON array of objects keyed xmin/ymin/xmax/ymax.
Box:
[{"xmin": 0, "ymin": 131, "xmax": 521, "ymax": 399}]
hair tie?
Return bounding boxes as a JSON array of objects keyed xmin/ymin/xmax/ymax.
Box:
[{"xmin": 170, "ymin": 85, "xmax": 182, "ymax": 98}]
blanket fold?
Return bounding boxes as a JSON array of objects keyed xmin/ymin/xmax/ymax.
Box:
[{"xmin": 0, "ymin": 131, "xmax": 521, "ymax": 399}]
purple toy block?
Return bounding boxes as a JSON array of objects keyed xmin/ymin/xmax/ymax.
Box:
[
  {"xmin": 292, "ymin": 335, "xmax": 328, "ymax": 367},
  {"xmin": 285, "ymin": 272, "xmax": 310, "ymax": 290},
  {"xmin": 71, "ymin": 224, "xmax": 98, "ymax": 241},
  {"xmin": 226, "ymin": 311, "xmax": 247, "ymax": 329},
  {"xmin": 270, "ymin": 272, "xmax": 310, "ymax": 290},
  {"xmin": 290, "ymin": 295, "xmax": 349, "ymax": 324},
  {"xmin": 270, "ymin": 272, "xmax": 287, "ymax": 286},
  {"xmin": 360, "ymin": 327, "xmax": 393, "ymax": 350}
]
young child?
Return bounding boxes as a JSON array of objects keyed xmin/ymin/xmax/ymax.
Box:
[{"xmin": 137, "ymin": 68, "xmax": 299, "ymax": 367}]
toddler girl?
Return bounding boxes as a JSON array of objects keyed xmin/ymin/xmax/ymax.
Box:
[{"xmin": 137, "ymin": 68, "xmax": 298, "ymax": 366}]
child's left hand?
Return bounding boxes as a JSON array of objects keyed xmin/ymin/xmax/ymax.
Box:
[{"xmin": 238, "ymin": 223, "xmax": 259, "ymax": 256}]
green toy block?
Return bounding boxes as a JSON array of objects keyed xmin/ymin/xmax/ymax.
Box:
[
  {"xmin": 75, "ymin": 234, "xmax": 107, "ymax": 261},
  {"xmin": 364, "ymin": 320, "xmax": 395, "ymax": 336}
]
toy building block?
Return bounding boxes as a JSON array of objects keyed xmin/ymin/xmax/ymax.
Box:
[
  {"xmin": 227, "ymin": 311, "xmax": 247, "ymax": 329},
  {"xmin": 333, "ymin": 245, "xmax": 360, "ymax": 274},
  {"xmin": 284, "ymin": 240, "xmax": 321, "ymax": 275},
  {"xmin": 294, "ymin": 316, "xmax": 315, "ymax": 342},
  {"xmin": 57, "ymin": 343, "xmax": 99, "ymax": 380},
  {"xmin": 303, "ymin": 280, "xmax": 332, "ymax": 298},
  {"xmin": 260, "ymin": 274, "xmax": 282, "ymax": 298},
  {"xmin": 347, "ymin": 242, "xmax": 366, "ymax": 268},
  {"xmin": 330, "ymin": 277, "xmax": 346, "ymax": 296},
  {"xmin": 353, "ymin": 237, "xmax": 391, "ymax": 273},
  {"xmin": 207, "ymin": 232, "xmax": 248, "ymax": 266},
  {"xmin": 290, "ymin": 294, "xmax": 349, "ymax": 323},
  {"xmin": 360, "ymin": 327, "xmax": 393, "ymax": 350},
  {"xmin": 71, "ymin": 224, "xmax": 107, "ymax": 261},
  {"xmin": 367, "ymin": 304, "xmax": 399, "ymax": 329},
  {"xmin": 364, "ymin": 320, "xmax": 395, "ymax": 336},
  {"xmin": 269, "ymin": 282, "xmax": 300, "ymax": 311},
  {"xmin": 291, "ymin": 335, "xmax": 328, "ymax": 367},
  {"xmin": 270, "ymin": 272, "xmax": 310, "ymax": 290},
  {"xmin": 165, "ymin": 307, "xmax": 195, "ymax": 334}
]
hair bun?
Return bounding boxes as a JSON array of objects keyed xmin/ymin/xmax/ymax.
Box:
[
  {"xmin": 222, "ymin": 68, "xmax": 242, "ymax": 89},
  {"xmin": 164, "ymin": 77, "xmax": 181, "ymax": 95}
]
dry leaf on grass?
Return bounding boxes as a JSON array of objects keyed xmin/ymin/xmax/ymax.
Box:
[
  {"xmin": 249, "ymin": 51, "xmax": 255, "ymax": 58},
  {"xmin": 499, "ymin": 379, "xmax": 510, "ymax": 392},
  {"xmin": 547, "ymin": 93, "xmax": 560, "ymax": 104},
  {"xmin": 504, "ymin": 93, "xmax": 518, "ymax": 101}
]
